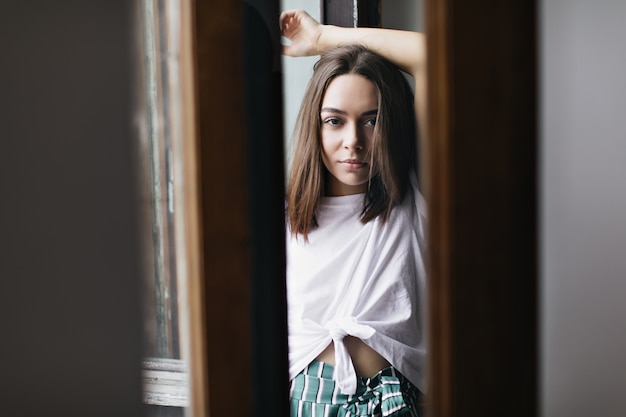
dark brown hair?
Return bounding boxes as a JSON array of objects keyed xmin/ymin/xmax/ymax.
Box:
[{"xmin": 287, "ymin": 45, "xmax": 417, "ymax": 238}]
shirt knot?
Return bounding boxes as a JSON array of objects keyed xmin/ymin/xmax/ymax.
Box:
[{"xmin": 323, "ymin": 317, "xmax": 376, "ymax": 395}]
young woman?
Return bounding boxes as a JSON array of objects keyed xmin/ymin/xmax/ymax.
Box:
[{"xmin": 280, "ymin": 9, "xmax": 427, "ymax": 417}]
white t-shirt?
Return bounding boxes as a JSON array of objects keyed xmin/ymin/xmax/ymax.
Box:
[{"xmin": 286, "ymin": 174, "xmax": 427, "ymax": 395}]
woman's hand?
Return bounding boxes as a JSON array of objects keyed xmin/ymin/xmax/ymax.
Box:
[{"xmin": 280, "ymin": 9, "xmax": 324, "ymax": 57}]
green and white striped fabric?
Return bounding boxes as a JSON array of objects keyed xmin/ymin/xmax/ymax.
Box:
[{"xmin": 289, "ymin": 361, "xmax": 423, "ymax": 417}]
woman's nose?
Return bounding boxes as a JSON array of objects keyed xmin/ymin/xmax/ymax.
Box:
[{"xmin": 343, "ymin": 124, "xmax": 364, "ymax": 150}]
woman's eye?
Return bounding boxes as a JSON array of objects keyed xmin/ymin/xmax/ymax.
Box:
[
  {"xmin": 324, "ymin": 118, "xmax": 341, "ymax": 126},
  {"xmin": 364, "ymin": 118, "xmax": 377, "ymax": 126}
]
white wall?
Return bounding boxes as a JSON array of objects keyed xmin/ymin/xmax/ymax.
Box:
[{"xmin": 540, "ymin": 1, "xmax": 626, "ymax": 416}]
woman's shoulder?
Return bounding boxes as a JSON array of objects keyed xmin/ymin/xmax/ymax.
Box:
[
  {"xmin": 408, "ymin": 171, "xmax": 427, "ymax": 218},
  {"xmin": 382, "ymin": 172, "xmax": 427, "ymax": 243},
  {"xmin": 397, "ymin": 171, "xmax": 427, "ymax": 221}
]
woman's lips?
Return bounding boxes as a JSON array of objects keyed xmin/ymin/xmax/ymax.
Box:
[{"xmin": 341, "ymin": 159, "xmax": 367, "ymax": 169}]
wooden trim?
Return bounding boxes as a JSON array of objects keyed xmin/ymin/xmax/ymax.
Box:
[
  {"xmin": 424, "ymin": 0, "xmax": 538, "ymax": 416},
  {"xmin": 177, "ymin": 0, "xmax": 209, "ymax": 415},
  {"xmin": 192, "ymin": 1, "xmax": 289, "ymax": 416},
  {"xmin": 143, "ymin": 358, "xmax": 188, "ymax": 407},
  {"xmin": 424, "ymin": 1, "xmax": 453, "ymax": 414},
  {"xmin": 194, "ymin": 1, "xmax": 252, "ymax": 416}
]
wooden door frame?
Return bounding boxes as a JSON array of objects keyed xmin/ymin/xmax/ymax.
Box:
[
  {"xmin": 192, "ymin": 2, "xmax": 255, "ymax": 416},
  {"xmin": 188, "ymin": 0, "xmax": 538, "ymax": 416},
  {"xmin": 425, "ymin": 0, "xmax": 538, "ymax": 416},
  {"xmin": 191, "ymin": 1, "xmax": 287, "ymax": 416}
]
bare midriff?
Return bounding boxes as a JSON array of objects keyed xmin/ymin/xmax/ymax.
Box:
[{"xmin": 315, "ymin": 336, "xmax": 391, "ymax": 377}]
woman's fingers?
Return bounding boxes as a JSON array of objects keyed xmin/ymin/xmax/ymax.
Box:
[
  {"xmin": 279, "ymin": 9, "xmax": 300, "ymax": 37},
  {"xmin": 280, "ymin": 9, "xmax": 320, "ymax": 57}
]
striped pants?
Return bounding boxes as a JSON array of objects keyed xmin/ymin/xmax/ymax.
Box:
[{"xmin": 290, "ymin": 360, "xmax": 423, "ymax": 417}]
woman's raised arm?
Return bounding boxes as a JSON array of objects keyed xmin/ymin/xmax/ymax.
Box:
[
  {"xmin": 280, "ymin": 9, "xmax": 424, "ymax": 79},
  {"xmin": 280, "ymin": 9, "xmax": 427, "ymax": 141}
]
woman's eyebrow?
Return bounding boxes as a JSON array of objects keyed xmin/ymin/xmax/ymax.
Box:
[
  {"xmin": 320, "ymin": 107, "xmax": 378, "ymax": 116},
  {"xmin": 320, "ymin": 107, "xmax": 346, "ymax": 114}
]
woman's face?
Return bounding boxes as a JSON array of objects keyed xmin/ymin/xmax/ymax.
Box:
[{"xmin": 320, "ymin": 74, "xmax": 379, "ymax": 196}]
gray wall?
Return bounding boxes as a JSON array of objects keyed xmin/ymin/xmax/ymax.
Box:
[
  {"xmin": 0, "ymin": 2, "xmax": 143, "ymax": 416},
  {"xmin": 540, "ymin": 0, "xmax": 626, "ymax": 416},
  {"xmin": 381, "ymin": 0, "xmax": 423, "ymax": 31}
]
